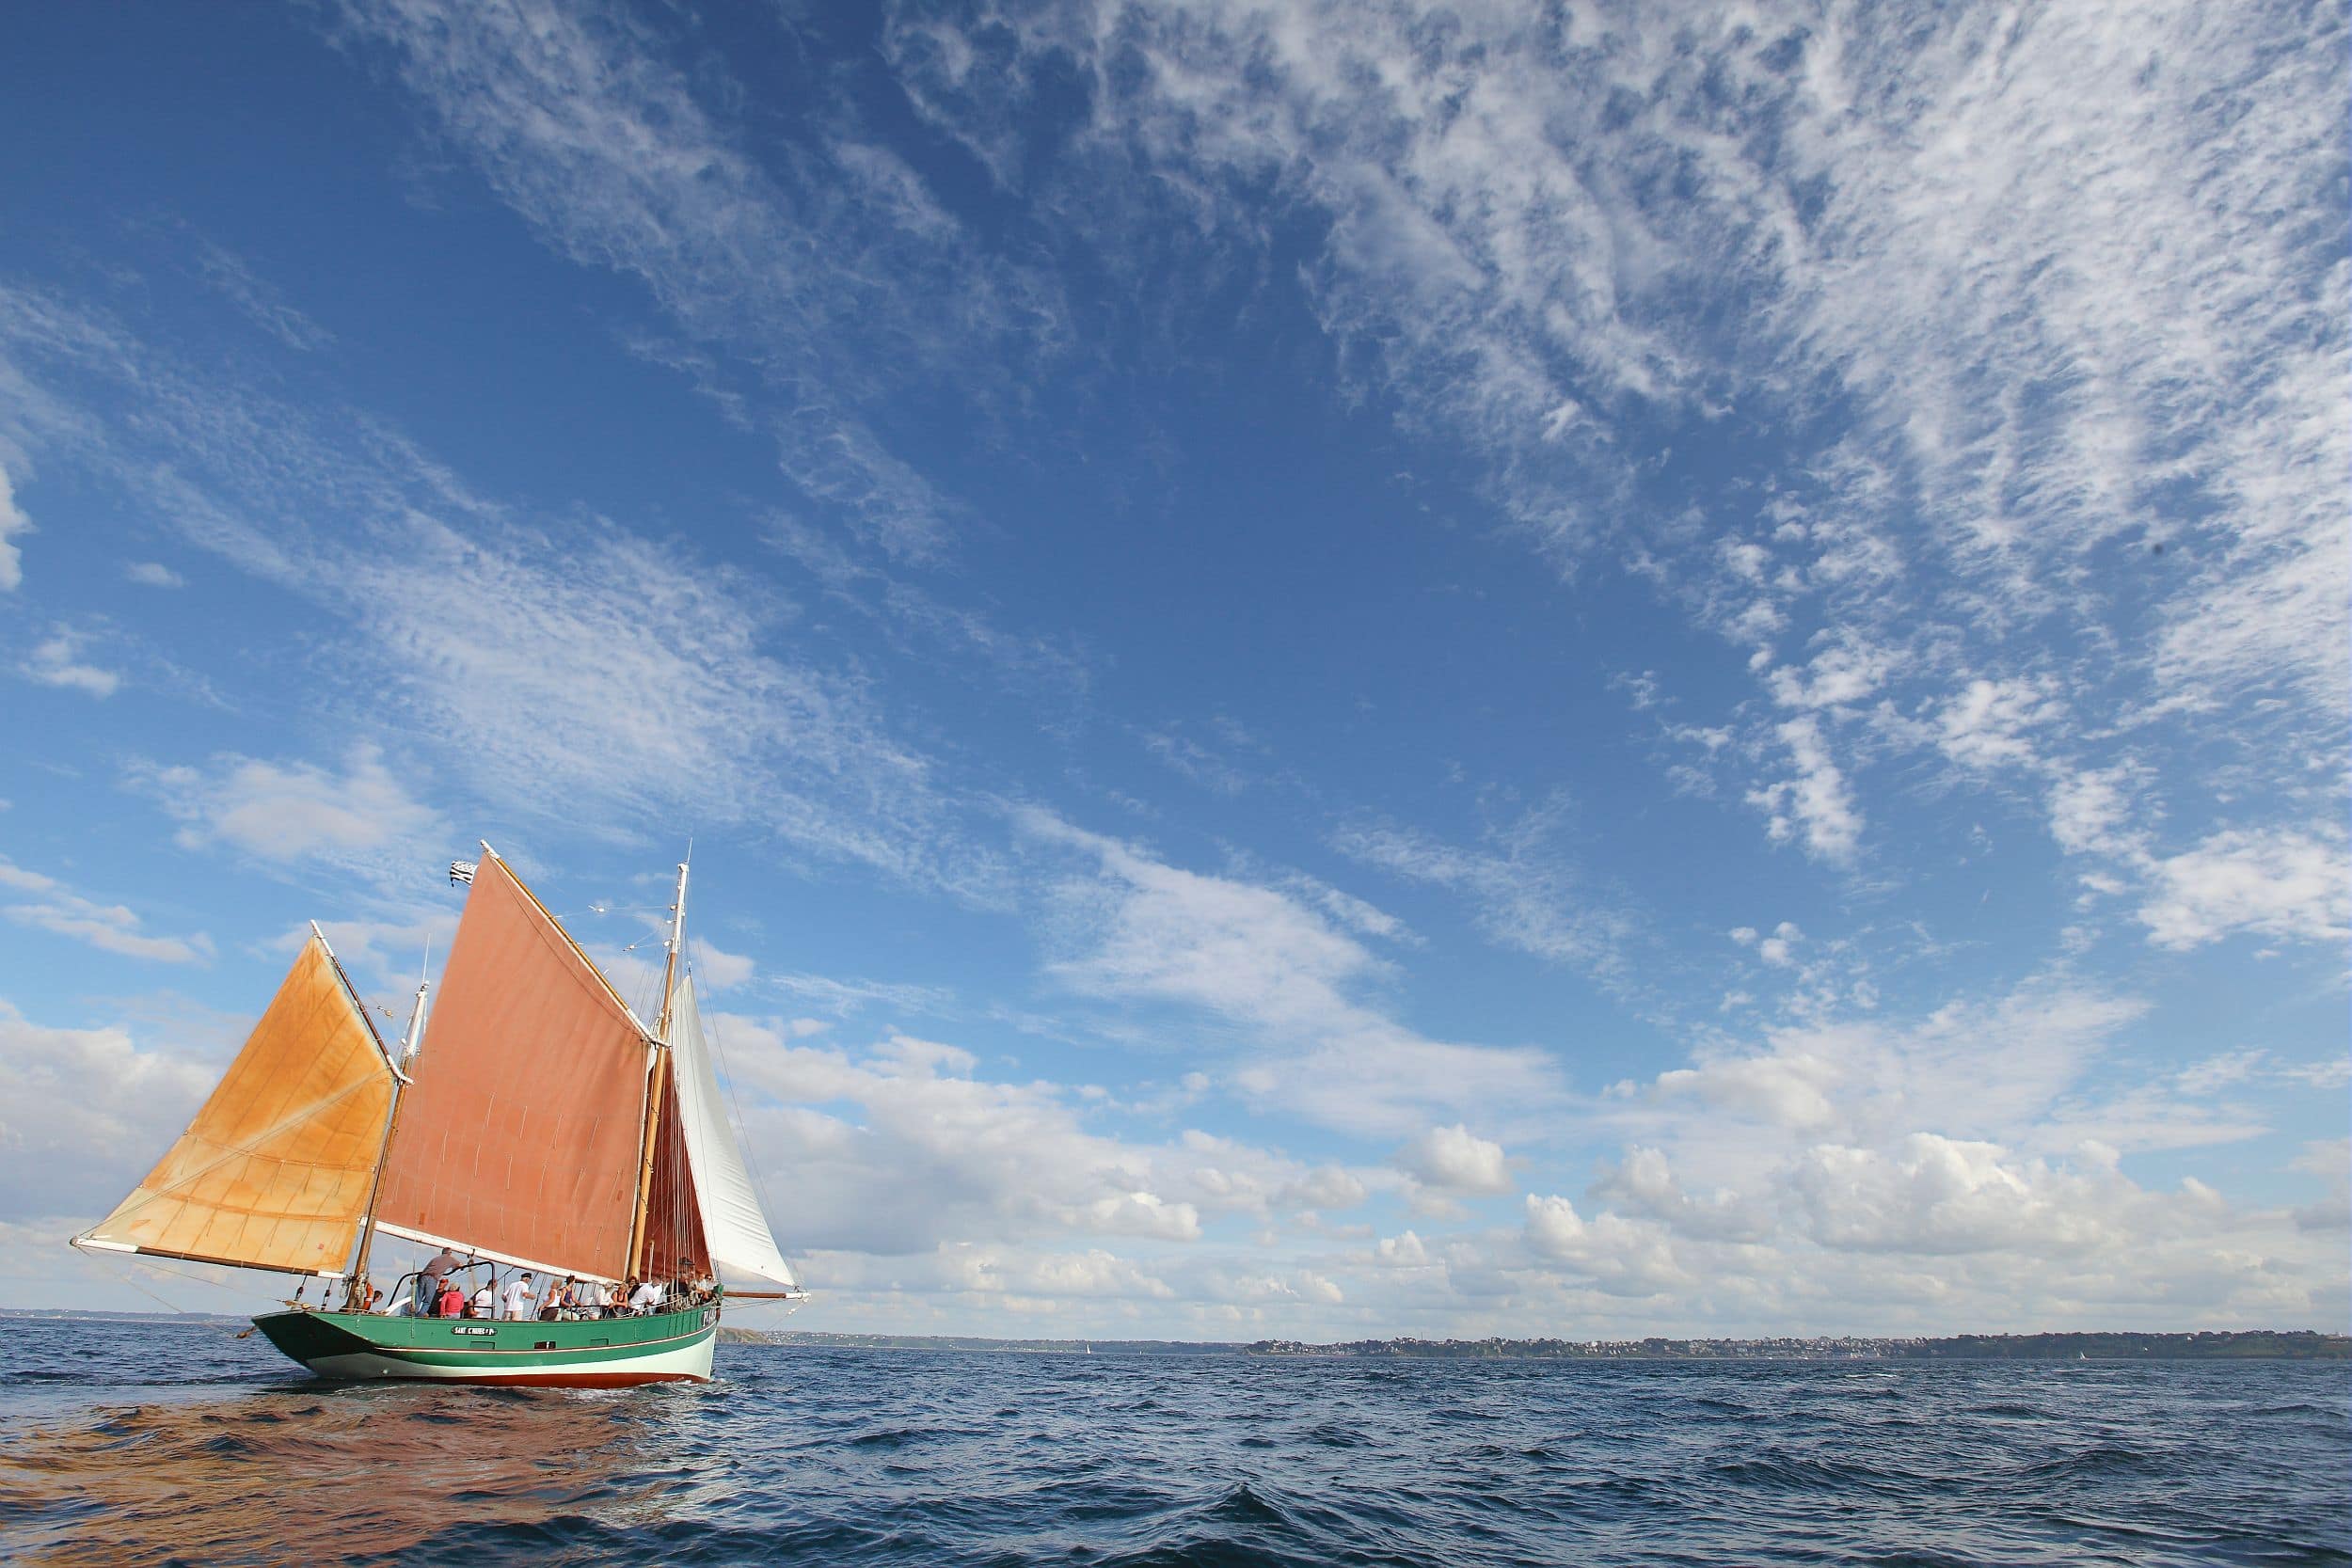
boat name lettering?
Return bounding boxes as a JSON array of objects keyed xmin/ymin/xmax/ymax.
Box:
[
  {"xmin": 451, "ymin": 1324, "xmax": 495, "ymax": 1336},
  {"xmin": 702, "ymin": 1307, "xmax": 718, "ymax": 1329}
]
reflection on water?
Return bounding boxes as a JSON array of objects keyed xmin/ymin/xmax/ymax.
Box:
[
  {"xmin": 3, "ymin": 1320, "xmax": 2346, "ymax": 1567},
  {"xmin": 0, "ymin": 1377, "xmax": 706, "ymax": 1564}
]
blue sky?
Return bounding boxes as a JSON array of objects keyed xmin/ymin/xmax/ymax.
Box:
[{"xmin": 1, "ymin": 1, "xmax": 2344, "ymax": 1338}]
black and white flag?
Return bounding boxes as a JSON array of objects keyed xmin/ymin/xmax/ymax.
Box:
[{"xmin": 449, "ymin": 860, "xmax": 478, "ymax": 886}]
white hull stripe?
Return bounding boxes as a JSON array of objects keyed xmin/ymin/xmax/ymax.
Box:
[{"xmin": 303, "ymin": 1329, "xmax": 716, "ymax": 1383}]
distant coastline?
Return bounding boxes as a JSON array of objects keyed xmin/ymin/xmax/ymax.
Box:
[
  {"xmin": 8, "ymin": 1311, "xmax": 2341, "ymax": 1360},
  {"xmin": 734, "ymin": 1326, "xmax": 2349, "ymax": 1360}
]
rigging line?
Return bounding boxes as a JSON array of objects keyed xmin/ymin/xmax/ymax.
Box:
[{"xmin": 93, "ymin": 1255, "xmax": 278, "ymax": 1336}]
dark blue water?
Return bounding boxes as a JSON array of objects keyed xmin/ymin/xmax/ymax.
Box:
[{"xmin": 0, "ymin": 1322, "xmax": 2344, "ymax": 1565}]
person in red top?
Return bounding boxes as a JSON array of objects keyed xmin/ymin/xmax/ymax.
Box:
[{"xmin": 435, "ymin": 1280, "xmax": 465, "ymax": 1319}]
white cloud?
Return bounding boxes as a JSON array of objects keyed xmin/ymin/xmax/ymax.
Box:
[
  {"xmin": 1396, "ymin": 1124, "xmax": 1514, "ymax": 1196},
  {"xmin": 1520, "ymin": 1195, "xmax": 1692, "ymax": 1296},
  {"xmin": 1746, "ymin": 717, "xmax": 1862, "ymax": 862},
  {"xmin": 2047, "ymin": 763, "xmax": 2146, "ymax": 858},
  {"xmin": 336, "ymin": 0, "xmax": 1070, "ymax": 569},
  {"xmin": 0, "ymin": 858, "xmax": 212, "ymax": 965},
  {"xmin": 0, "ymin": 1001, "xmax": 222, "ymax": 1217},
  {"xmin": 689, "ymin": 941, "xmax": 755, "ymax": 991},
  {"xmin": 123, "ymin": 561, "xmax": 183, "ymax": 588},
  {"xmin": 1594, "ymin": 1147, "xmax": 1765, "ymax": 1242},
  {"xmin": 137, "ymin": 743, "xmax": 437, "ymax": 865},
  {"xmin": 0, "ymin": 459, "xmax": 29, "ymax": 591},
  {"xmin": 1788, "ymin": 1134, "xmax": 2104, "ymax": 1256},
  {"xmin": 2291, "ymin": 1139, "xmax": 2349, "ymax": 1232},
  {"xmin": 2136, "ymin": 827, "xmax": 2351, "ymax": 951},
  {"xmin": 697, "ymin": 1014, "xmax": 1353, "ymax": 1260},
  {"xmin": 20, "ymin": 626, "xmax": 119, "ymax": 698},
  {"xmin": 1022, "ymin": 809, "xmax": 1567, "ymax": 1134},
  {"xmin": 1766, "ymin": 637, "xmax": 1896, "ymax": 710},
  {"xmin": 1935, "ymin": 678, "xmax": 2064, "ymax": 772},
  {"xmin": 769, "ymin": 973, "xmax": 956, "ymax": 1020},
  {"xmin": 1332, "ymin": 800, "xmax": 1629, "ymax": 976},
  {"xmin": 2171, "ymin": 1050, "xmax": 2267, "ymax": 1098},
  {"xmin": 0, "ymin": 284, "xmax": 994, "ymax": 895},
  {"xmin": 891, "ymin": 0, "xmax": 2344, "ymax": 941}
]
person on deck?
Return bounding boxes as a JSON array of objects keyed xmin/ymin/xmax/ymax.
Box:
[
  {"xmin": 421, "ymin": 1247, "xmax": 469, "ymax": 1306},
  {"xmin": 628, "ymin": 1277, "xmax": 663, "ymax": 1315},
  {"xmin": 503, "ymin": 1273, "xmax": 537, "ymax": 1322},
  {"xmin": 542, "ymin": 1277, "xmax": 573, "ymax": 1322},
  {"xmin": 469, "ymin": 1281, "xmax": 495, "ymax": 1319},
  {"xmin": 584, "ymin": 1278, "xmax": 613, "ymax": 1319}
]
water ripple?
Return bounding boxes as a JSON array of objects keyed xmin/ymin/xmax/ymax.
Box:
[{"xmin": 0, "ymin": 1324, "xmax": 2344, "ymax": 1566}]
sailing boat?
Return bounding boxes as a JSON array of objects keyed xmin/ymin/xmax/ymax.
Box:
[{"xmin": 72, "ymin": 845, "xmax": 803, "ymax": 1386}]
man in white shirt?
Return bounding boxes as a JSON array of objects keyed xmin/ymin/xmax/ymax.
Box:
[
  {"xmin": 502, "ymin": 1273, "xmax": 537, "ymax": 1321},
  {"xmin": 469, "ymin": 1282, "xmax": 495, "ymax": 1318},
  {"xmin": 628, "ymin": 1278, "xmax": 663, "ymax": 1315}
]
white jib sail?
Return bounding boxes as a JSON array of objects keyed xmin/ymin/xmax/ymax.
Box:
[{"xmin": 668, "ymin": 973, "xmax": 799, "ymax": 1289}]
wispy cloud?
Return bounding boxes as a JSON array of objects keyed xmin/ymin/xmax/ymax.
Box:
[
  {"xmin": 329, "ymin": 0, "xmax": 1067, "ymax": 568},
  {"xmin": 1745, "ymin": 717, "xmax": 1861, "ymax": 863},
  {"xmin": 1020, "ymin": 807, "xmax": 1567, "ymax": 1134},
  {"xmin": 133, "ymin": 742, "xmax": 442, "ymax": 882},
  {"xmin": 0, "ymin": 857, "xmax": 213, "ymax": 965},
  {"xmin": 1334, "ymin": 798, "xmax": 1631, "ymax": 976},
  {"xmin": 895, "ymin": 0, "xmax": 2344, "ymax": 896},
  {"xmin": 188, "ymin": 235, "xmax": 336, "ymax": 353},
  {"xmin": 0, "ymin": 283, "xmax": 999, "ymax": 895},
  {"xmin": 18, "ymin": 626, "xmax": 119, "ymax": 698},
  {"xmin": 0, "ymin": 458, "xmax": 29, "ymax": 592},
  {"xmin": 2136, "ymin": 828, "xmax": 2351, "ymax": 952}
]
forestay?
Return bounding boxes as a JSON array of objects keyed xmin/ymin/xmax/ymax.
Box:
[
  {"xmin": 77, "ymin": 934, "xmax": 396, "ymax": 1276},
  {"xmin": 667, "ymin": 973, "xmax": 798, "ymax": 1288}
]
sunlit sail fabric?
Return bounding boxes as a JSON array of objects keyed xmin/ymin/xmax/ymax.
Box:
[
  {"xmin": 370, "ymin": 851, "xmax": 650, "ymax": 1281},
  {"xmin": 668, "ymin": 974, "xmax": 797, "ymax": 1287},
  {"xmin": 79, "ymin": 934, "xmax": 394, "ymax": 1275}
]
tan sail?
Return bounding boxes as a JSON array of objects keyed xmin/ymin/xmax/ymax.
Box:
[
  {"xmin": 368, "ymin": 850, "xmax": 651, "ymax": 1281},
  {"xmin": 78, "ymin": 934, "xmax": 396, "ymax": 1275}
]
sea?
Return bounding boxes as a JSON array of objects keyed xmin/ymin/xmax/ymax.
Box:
[{"xmin": 0, "ymin": 1320, "xmax": 2344, "ymax": 1566}]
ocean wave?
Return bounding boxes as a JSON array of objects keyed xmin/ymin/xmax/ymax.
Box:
[{"xmin": 0, "ymin": 1323, "xmax": 2343, "ymax": 1567}]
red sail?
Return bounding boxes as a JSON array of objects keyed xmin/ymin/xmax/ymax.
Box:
[
  {"xmin": 638, "ymin": 1061, "xmax": 710, "ymax": 1287},
  {"xmin": 370, "ymin": 853, "xmax": 649, "ymax": 1279}
]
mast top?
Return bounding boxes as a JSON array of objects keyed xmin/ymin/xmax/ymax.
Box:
[{"xmin": 655, "ymin": 856, "xmax": 691, "ymax": 1044}]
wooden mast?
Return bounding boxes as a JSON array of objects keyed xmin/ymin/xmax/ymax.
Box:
[
  {"xmin": 324, "ymin": 922, "xmax": 413, "ymax": 1295},
  {"xmin": 626, "ymin": 857, "xmax": 689, "ymax": 1280}
]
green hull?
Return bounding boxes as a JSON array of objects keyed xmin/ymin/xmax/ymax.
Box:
[{"xmin": 253, "ymin": 1302, "xmax": 720, "ymax": 1385}]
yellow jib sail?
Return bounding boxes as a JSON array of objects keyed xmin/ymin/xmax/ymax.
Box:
[{"xmin": 78, "ymin": 933, "xmax": 397, "ymax": 1275}]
